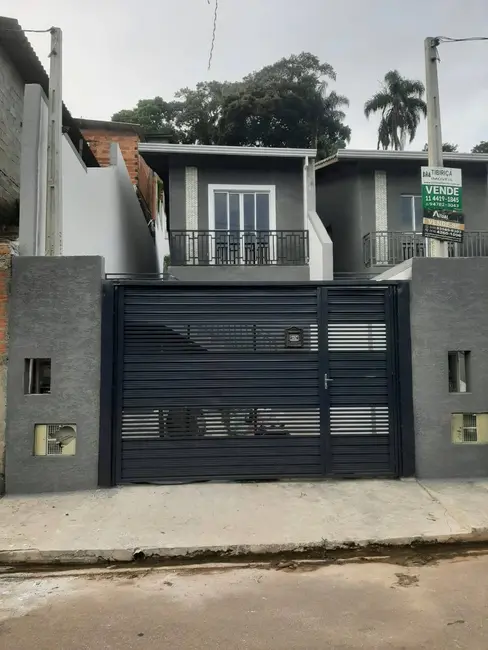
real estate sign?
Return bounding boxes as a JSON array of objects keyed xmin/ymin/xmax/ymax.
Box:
[
  {"xmin": 421, "ymin": 167, "xmax": 464, "ymax": 242},
  {"xmin": 421, "ymin": 166, "xmax": 462, "ymax": 211},
  {"xmin": 422, "ymin": 210, "xmax": 465, "ymax": 243}
]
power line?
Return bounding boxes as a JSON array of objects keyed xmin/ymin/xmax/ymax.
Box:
[
  {"xmin": 207, "ymin": 0, "xmax": 219, "ymax": 71},
  {"xmin": 0, "ymin": 27, "xmax": 52, "ymax": 33},
  {"xmin": 438, "ymin": 36, "xmax": 488, "ymax": 43}
]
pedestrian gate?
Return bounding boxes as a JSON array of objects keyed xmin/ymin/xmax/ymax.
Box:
[{"xmin": 103, "ymin": 282, "xmax": 413, "ymax": 485}]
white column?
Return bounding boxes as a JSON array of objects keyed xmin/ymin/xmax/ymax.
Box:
[
  {"xmin": 374, "ymin": 170, "xmax": 388, "ymax": 264},
  {"xmin": 185, "ymin": 167, "xmax": 198, "ymax": 263}
]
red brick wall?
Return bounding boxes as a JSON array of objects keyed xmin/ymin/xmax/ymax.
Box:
[{"xmin": 80, "ymin": 129, "xmax": 140, "ymax": 185}]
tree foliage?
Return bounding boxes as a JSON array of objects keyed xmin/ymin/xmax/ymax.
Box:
[
  {"xmin": 422, "ymin": 142, "xmax": 458, "ymax": 152},
  {"xmin": 111, "ymin": 53, "xmax": 350, "ymax": 159},
  {"xmin": 364, "ymin": 70, "xmax": 427, "ymax": 150},
  {"xmin": 472, "ymin": 141, "xmax": 488, "ymax": 153}
]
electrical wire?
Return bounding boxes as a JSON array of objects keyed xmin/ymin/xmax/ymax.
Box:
[
  {"xmin": 207, "ymin": 0, "xmax": 219, "ymax": 71},
  {"xmin": 0, "ymin": 27, "xmax": 53, "ymax": 33},
  {"xmin": 438, "ymin": 36, "xmax": 488, "ymax": 43}
]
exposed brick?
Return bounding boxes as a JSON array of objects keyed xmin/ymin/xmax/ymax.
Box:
[{"xmin": 80, "ymin": 128, "xmax": 141, "ymax": 185}]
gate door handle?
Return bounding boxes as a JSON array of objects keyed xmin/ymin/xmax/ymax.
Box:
[{"xmin": 324, "ymin": 374, "xmax": 334, "ymax": 390}]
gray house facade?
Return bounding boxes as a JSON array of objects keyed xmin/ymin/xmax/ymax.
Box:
[
  {"xmin": 139, "ymin": 143, "xmax": 333, "ymax": 281},
  {"xmin": 315, "ymin": 150, "xmax": 488, "ymax": 276}
]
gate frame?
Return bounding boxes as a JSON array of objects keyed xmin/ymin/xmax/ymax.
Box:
[{"xmin": 98, "ymin": 279, "xmax": 415, "ymax": 486}]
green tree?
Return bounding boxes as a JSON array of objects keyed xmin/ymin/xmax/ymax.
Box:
[
  {"xmin": 112, "ymin": 97, "xmax": 180, "ymax": 138},
  {"xmin": 218, "ymin": 53, "xmax": 350, "ymax": 158},
  {"xmin": 111, "ymin": 53, "xmax": 351, "ymax": 159},
  {"xmin": 422, "ymin": 142, "xmax": 458, "ymax": 152},
  {"xmin": 173, "ymin": 81, "xmax": 237, "ymax": 144},
  {"xmin": 472, "ymin": 141, "xmax": 488, "ymax": 153},
  {"xmin": 364, "ymin": 70, "xmax": 427, "ymax": 150}
]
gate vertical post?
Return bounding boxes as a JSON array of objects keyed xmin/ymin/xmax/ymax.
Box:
[
  {"xmin": 396, "ymin": 282, "xmax": 415, "ymax": 476},
  {"xmin": 98, "ymin": 280, "xmax": 116, "ymax": 487},
  {"xmin": 318, "ymin": 286, "xmax": 331, "ymax": 475},
  {"xmin": 113, "ymin": 285, "xmax": 125, "ymax": 484}
]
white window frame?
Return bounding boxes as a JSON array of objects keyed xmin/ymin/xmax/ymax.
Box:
[
  {"xmin": 400, "ymin": 194, "xmax": 422, "ymax": 232},
  {"xmin": 207, "ymin": 184, "xmax": 277, "ymax": 265}
]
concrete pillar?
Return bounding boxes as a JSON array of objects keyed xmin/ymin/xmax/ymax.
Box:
[{"xmin": 19, "ymin": 85, "xmax": 48, "ymax": 256}]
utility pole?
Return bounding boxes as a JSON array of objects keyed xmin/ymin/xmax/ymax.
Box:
[
  {"xmin": 45, "ymin": 27, "xmax": 63, "ymax": 256},
  {"xmin": 424, "ymin": 36, "xmax": 448, "ymax": 257}
]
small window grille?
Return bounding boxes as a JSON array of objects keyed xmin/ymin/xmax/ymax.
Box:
[{"xmin": 462, "ymin": 414, "xmax": 478, "ymax": 443}]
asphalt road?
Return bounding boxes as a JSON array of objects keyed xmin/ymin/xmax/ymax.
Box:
[{"xmin": 1, "ymin": 554, "xmax": 487, "ymax": 649}]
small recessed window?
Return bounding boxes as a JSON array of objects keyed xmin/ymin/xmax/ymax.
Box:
[
  {"xmin": 33, "ymin": 424, "xmax": 76, "ymax": 456},
  {"xmin": 452, "ymin": 413, "xmax": 488, "ymax": 444},
  {"xmin": 24, "ymin": 359, "xmax": 51, "ymax": 394},
  {"xmin": 448, "ymin": 351, "xmax": 470, "ymax": 393}
]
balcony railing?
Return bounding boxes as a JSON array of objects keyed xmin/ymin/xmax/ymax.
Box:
[
  {"xmin": 363, "ymin": 231, "xmax": 488, "ymax": 268},
  {"xmin": 170, "ymin": 230, "xmax": 309, "ymax": 266}
]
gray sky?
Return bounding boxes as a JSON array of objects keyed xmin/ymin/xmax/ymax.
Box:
[{"xmin": 4, "ymin": 0, "xmax": 488, "ymax": 151}]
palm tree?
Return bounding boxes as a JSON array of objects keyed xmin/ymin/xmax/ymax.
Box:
[{"xmin": 364, "ymin": 70, "xmax": 427, "ymax": 150}]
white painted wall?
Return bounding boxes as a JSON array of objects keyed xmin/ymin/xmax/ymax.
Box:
[
  {"xmin": 19, "ymin": 84, "xmax": 158, "ymax": 274},
  {"xmin": 154, "ymin": 193, "xmax": 170, "ymax": 275},
  {"xmin": 308, "ymin": 210, "xmax": 333, "ymax": 280},
  {"xmin": 375, "ymin": 258, "xmax": 413, "ymax": 281}
]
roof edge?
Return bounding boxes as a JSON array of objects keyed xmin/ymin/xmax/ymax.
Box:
[
  {"xmin": 316, "ymin": 149, "xmax": 488, "ymax": 170},
  {"xmin": 138, "ymin": 143, "xmax": 316, "ymax": 158}
]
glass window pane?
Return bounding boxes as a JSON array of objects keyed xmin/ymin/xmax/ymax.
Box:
[
  {"xmin": 243, "ymin": 194, "xmax": 255, "ymax": 231},
  {"xmin": 256, "ymin": 194, "xmax": 270, "ymax": 231},
  {"xmin": 229, "ymin": 193, "xmax": 240, "ymax": 231},
  {"xmin": 400, "ymin": 196, "xmax": 413, "ymax": 230},
  {"xmin": 413, "ymin": 196, "xmax": 422, "ymax": 231},
  {"xmin": 214, "ymin": 192, "xmax": 228, "ymax": 230}
]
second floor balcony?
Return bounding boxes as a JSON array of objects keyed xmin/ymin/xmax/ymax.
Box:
[
  {"xmin": 170, "ymin": 230, "xmax": 309, "ymax": 266},
  {"xmin": 363, "ymin": 231, "xmax": 488, "ymax": 268}
]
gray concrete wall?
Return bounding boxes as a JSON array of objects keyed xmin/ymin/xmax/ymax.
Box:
[
  {"xmin": 5, "ymin": 256, "xmax": 104, "ymax": 494},
  {"xmin": 0, "ymin": 44, "xmax": 23, "ymax": 229},
  {"xmin": 410, "ymin": 257, "xmax": 488, "ymax": 478},
  {"xmin": 169, "ymin": 166, "xmax": 186, "ymax": 231},
  {"xmin": 168, "ymin": 159, "xmax": 304, "ymax": 232},
  {"xmin": 169, "ymin": 265, "xmax": 309, "ymax": 281},
  {"xmin": 316, "ymin": 163, "xmax": 365, "ymax": 273}
]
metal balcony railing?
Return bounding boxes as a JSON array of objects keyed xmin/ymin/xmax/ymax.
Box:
[
  {"xmin": 170, "ymin": 230, "xmax": 309, "ymax": 266},
  {"xmin": 363, "ymin": 231, "xmax": 488, "ymax": 268}
]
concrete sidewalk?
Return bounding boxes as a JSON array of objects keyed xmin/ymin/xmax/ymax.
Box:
[{"xmin": 2, "ymin": 479, "xmax": 488, "ymax": 564}]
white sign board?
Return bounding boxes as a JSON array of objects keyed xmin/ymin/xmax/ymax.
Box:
[{"xmin": 421, "ymin": 166, "xmax": 462, "ymax": 187}]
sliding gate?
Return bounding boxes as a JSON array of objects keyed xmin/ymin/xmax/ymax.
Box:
[{"xmin": 106, "ymin": 282, "xmax": 413, "ymax": 484}]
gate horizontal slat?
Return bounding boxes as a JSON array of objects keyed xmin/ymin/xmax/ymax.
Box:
[
  {"xmin": 120, "ymin": 437, "xmax": 322, "ymax": 482},
  {"xmin": 330, "ymin": 435, "xmax": 392, "ymax": 476}
]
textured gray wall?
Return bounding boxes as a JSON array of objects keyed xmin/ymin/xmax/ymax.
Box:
[
  {"xmin": 5, "ymin": 256, "xmax": 103, "ymax": 494},
  {"xmin": 0, "ymin": 44, "xmax": 23, "ymax": 228},
  {"xmin": 168, "ymin": 158, "xmax": 304, "ymax": 232},
  {"xmin": 169, "ymin": 165, "xmax": 186, "ymax": 231},
  {"xmin": 170, "ymin": 265, "xmax": 309, "ymax": 281},
  {"xmin": 410, "ymin": 257, "xmax": 488, "ymax": 478}
]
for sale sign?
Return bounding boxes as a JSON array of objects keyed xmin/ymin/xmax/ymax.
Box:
[
  {"xmin": 421, "ymin": 166, "xmax": 463, "ymax": 212},
  {"xmin": 422, "ymin": 210, "xmax": 465, "ymax": 243}
]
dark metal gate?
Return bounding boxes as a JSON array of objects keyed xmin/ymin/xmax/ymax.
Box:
[{"xmin": 100, "ymin": 282, "xmax": 413, "ymax": 485}]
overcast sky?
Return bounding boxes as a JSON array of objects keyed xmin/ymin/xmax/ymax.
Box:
[{"xmin": 4, "ymin": 0, "xmax": 488, "ymax": 151}]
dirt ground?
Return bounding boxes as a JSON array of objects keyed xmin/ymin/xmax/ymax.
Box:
[{"xmin": 1, "ymin": 554, "xmax": 488, "ymax": 649}]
